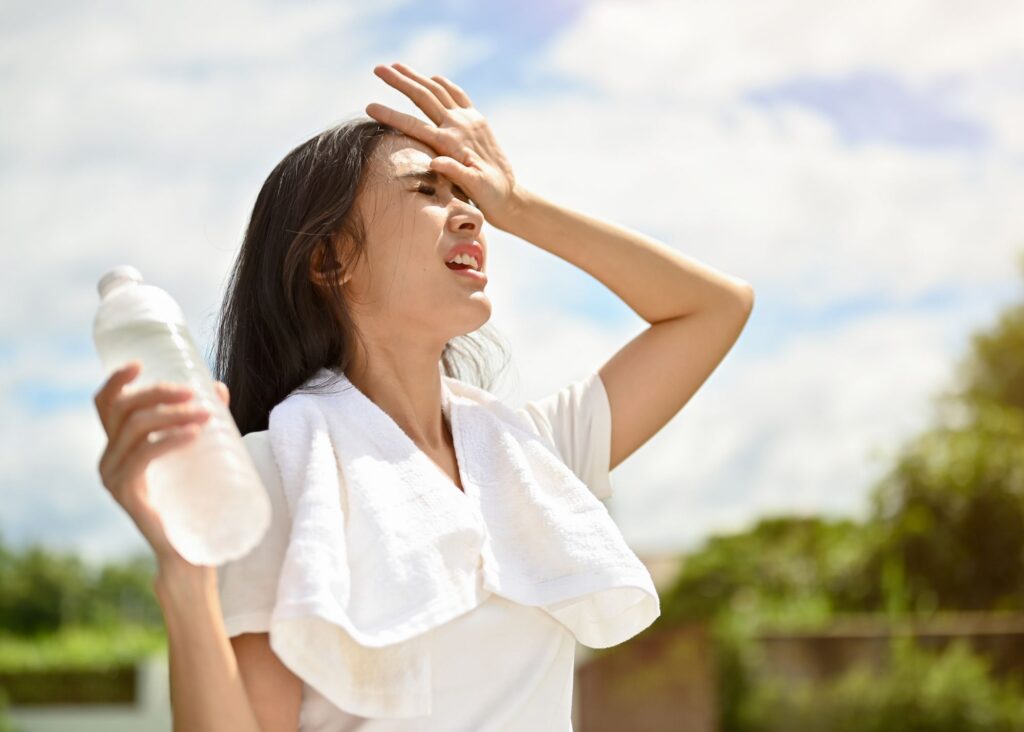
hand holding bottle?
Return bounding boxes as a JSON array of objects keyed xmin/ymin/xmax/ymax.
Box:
[{"xmin": 94, "ymin": 360, "xmax": 230, "ymax": 567}]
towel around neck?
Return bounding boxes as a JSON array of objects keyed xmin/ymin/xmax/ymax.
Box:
[{"xmin": 263, "ymin": 366, "xmax": 660, "ymax": 719}]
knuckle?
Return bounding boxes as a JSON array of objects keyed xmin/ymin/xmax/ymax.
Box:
[{"xmin": 98, "ymin": 464, "xmax": 114, "ymax": 489}]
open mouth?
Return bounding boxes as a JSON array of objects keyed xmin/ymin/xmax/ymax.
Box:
[
  {"xmin": 444, "ymin": 259, "xmax": 487, "ymax": 283},
  {"xmin": 442, "ymin": 242, "xmax": 486, "ymax": 284},
  {"xmin": 444, "ymin": 252, "xmax": 482, "ymax": 272}
]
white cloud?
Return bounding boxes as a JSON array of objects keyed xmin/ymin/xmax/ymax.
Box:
[
  {"xmin": 535, "ymin": 0, "xmax": 1024, "ymax": 166},
  {"xmin": 541, "ymin": 1, "xmax": 1024, "ymax": 103},
  {"xmin": 484, "ymin": 90, "xmax": 1024, "ymax": 312},
  {"xmin": 610, "ymin": 301, "xmax": 992, "ymax": 554},
  {"xmin": 946, "ymin": 66, "xmax": 1024, "ymax": 156}
]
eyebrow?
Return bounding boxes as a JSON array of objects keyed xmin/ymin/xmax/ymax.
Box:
[{"xmin": 397, "ymin": 169, "xmax": 472, "ymax": 201}]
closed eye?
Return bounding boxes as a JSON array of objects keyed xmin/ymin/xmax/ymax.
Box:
[{"xmin": 417, "ymin": 185, "xmax": 474, "ymax": 208}]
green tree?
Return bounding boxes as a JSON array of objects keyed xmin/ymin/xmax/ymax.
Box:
[
  {"xmin": 862, "ymin": 258, "xmax": 1024, "ymax": 612},
  {"xmin": 84, "ymin": 554, "xmax": 162, "ymax": 628},
  {"xmin": 867, "ymin": 401, "xmax": 1024, "ymax": 611},
  {"xmin": 952, "ymin": 252, "xmax": 1024, "ymax": 416},
  {"xmin": 0, "ymin": 529, "xmax": 161, "ymax": 636},
  {"xmin": 737, "ymin": 635, "xmax": 1024, "ymax": 732},
  {"xmin": 0, "ymin": 543, "xmax": 90, "ymax": 636},
  {"xmin": 657, "ymin": 515, "xmax": 880, "ymax": 629}
]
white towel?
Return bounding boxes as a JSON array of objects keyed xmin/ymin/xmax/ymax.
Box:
[{"xmin": 263, "ymin": 366, "xmax": 660, "ymax": 719}]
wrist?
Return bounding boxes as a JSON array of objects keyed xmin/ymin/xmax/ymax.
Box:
[
  {"xmin": 154, "ymin": 556, "xmax": 216, "ymax": 607},
  {"xmin": 494, "ymin": 184, "xmax": 535, "ymax": 234}
]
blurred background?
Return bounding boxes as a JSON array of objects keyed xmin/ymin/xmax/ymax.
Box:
[{"xmin": 2, "ymin": 1, "xmax": 1024, "ymax": 730}]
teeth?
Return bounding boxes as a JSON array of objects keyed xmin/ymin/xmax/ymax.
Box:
[{"xmin": 447, "ymin": 252, "xmax": 480, "ymax": 270}]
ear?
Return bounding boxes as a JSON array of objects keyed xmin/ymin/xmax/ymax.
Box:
[
  {"xmin": 311, "ymin": 239, "xmax": 353, "ymax": 287},
  {"xmin": 311, "ymin": 264, "xmax": 352, "ymax": 287}
]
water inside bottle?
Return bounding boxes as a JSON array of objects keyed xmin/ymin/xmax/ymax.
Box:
[{"xmin": 95, "ymin": 319, "xmax": 269, "ymax": 565}]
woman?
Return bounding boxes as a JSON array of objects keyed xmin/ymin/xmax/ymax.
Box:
[{"xmin": 93, "ymin": 62, "xmax": 754, "ymax": 731}]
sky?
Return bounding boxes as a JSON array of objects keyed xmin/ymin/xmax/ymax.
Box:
[{"xmin": 2, "ymin": 0, "xmax": 1023, "ymax": 567}]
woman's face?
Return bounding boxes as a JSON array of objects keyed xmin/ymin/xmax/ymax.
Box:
[{"xmin": 344, "ymin": 134, "xmax": 491, "ymax": 346}]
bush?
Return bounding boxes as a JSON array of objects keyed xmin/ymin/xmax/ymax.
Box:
[
  {"xmin": 0, "ymin": 623, "xmax": 166, "ymax": 673},
  {"xmin": 0, "ymin": 624, "xmax": 166, "ymax": 707},
  {"xmin": 736, "ymin": 634, "xmax": 1024, "ymax": 731}
]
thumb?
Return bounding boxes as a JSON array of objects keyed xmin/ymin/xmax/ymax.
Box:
[{"xmin": 214, "ymin": 380, "xmax": 230, "ymax": 407}]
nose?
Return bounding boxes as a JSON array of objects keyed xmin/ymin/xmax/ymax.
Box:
[{"xmin": 448, "ymin": 199, "xmax": 484, "ymax": 236}]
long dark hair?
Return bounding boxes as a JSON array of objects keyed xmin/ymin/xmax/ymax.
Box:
[{"xmin": 210, "ymin": 117, "xmax": 510, "ymax": 436}]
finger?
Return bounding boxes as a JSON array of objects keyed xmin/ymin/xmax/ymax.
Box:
[
  {"xmin": 94, "ymin": 360, "xmax": 143, "ymax": 418},
  {"xmin": 120, "ymin": 424, "xmax": 203, "ymax": 492},
  {"xmin": 214, "ymin": 381, "xmax": 229, "ymax": 407},
  {"xmin": 373, "ymin": 63, "xmax": 447, "ymax": 125},
  {"xmin": 391, "ymin": 62, "xmax": 457, "ymax": 108},
  {"xmin": 104, "ymin": 401, "xmax": 210, "ymax": 475},
  {"xmin": 365, "ymin": 103, "xmax": 444, "ymax": 148},
  {"xmin": 105, "ymin": 381, "xmax": 196, "ymax": 443},
  {"xmin": 430, "ymin": 74, "xmax": 473, "ymax": 108},
  {"xmin": 428, "ymin": 155, "xmax": 474, "ymax": 187}
]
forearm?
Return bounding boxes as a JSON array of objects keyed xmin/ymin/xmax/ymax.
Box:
[
  {"xmin": 154, "ymin": 559, "xmax": 262, "ymax": 732},
  {"xmin": 502, "ymin": 187, "xmax": 752, "ymax": 324}
]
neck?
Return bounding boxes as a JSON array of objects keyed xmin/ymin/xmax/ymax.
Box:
[{"xmin": 344, "ymin": 350, "xmax": 449, "ymax": 452}]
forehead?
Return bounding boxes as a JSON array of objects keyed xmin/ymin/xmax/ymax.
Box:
[{"xmin": 379, "ymin": 135, "xmax": 437, "ymax": 177}]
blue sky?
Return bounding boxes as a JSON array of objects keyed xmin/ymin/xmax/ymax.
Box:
[
  {"xmin": 2, "ymin": 0, "xmax": 1023, "ymax": 565},
  {"xmin": 747, "ymin": 70, "xmax": 992, "ymax": 151}
]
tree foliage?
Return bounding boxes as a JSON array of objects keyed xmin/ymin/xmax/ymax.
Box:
[{"xmin": 0, "ymin": 531, "xmax": 161, "ymax": 637}]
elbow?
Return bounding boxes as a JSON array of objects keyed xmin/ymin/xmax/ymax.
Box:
[
  {"xmin": 739, "ymin": 282, "xmax": 755, "ymax": 314},
  {"xmin": 726, "ymin": 278, "xmax": 755, "ymax": 317}
]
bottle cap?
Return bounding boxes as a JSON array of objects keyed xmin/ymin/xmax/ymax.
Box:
[{"xmin": 98, "ymin": 265, "xmax": 144, "ymax": 299}]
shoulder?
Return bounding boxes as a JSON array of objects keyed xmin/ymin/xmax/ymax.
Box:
[
  {"xmin": 267, "ymin": 369, "xmax": 350, "ymax": 426},
  {"xmin": 241, "ymin": 430, "xmax": 289, "ymax": 513},
  {"xmin": 267, "ymin": 390, "xmax": 319, "ymax": 424},
  {"xmin": 515, "ymin": 371, "xmax": 607, "ymax": 439},
  {"xmin": 513, "ymin": 371, "xmax": 615, "ymax": 501}
]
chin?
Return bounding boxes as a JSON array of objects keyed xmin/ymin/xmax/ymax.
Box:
[{"xmin": 451, "ymin": 298, "xmax": 492, "ymax": 336}]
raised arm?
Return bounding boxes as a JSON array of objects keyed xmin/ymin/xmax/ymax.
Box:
[{"xmin": 503, "ymin": 189, "xmax": 754, "ymax": 471}]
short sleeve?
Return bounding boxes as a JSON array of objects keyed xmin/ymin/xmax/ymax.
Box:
[
  {"xmin": 215, "ymin": 430, "xmax": 292, "ymax": 637},
  {"xmin": 516, "ymin": 369, "xmax": 615, "ymax": 501}
]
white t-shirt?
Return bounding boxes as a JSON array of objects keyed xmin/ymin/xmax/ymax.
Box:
[{"xmin": 217, "ymin": 370, "xmax": 615, "ymax": 731}]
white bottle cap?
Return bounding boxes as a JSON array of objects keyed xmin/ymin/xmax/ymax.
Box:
[{"xmin": 98, "ymin": 265, "xmax": 144, "ymax": 299}]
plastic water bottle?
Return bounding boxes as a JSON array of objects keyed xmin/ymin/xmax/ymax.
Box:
[{"xmin": 92, "ymin": 265, "xmax": 271, "ymax": 566}]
